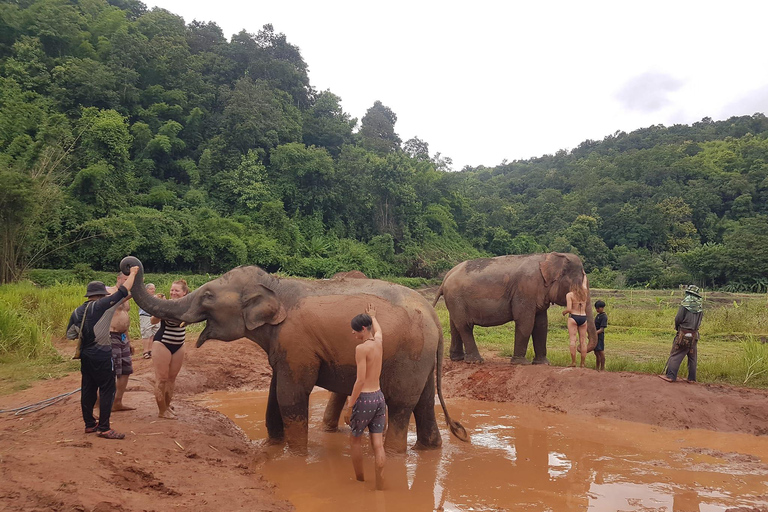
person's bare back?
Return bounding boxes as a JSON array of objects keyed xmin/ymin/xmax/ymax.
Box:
[{"xmin": 346, "ymin": 304, "xmax": 387, "ymax": 489}]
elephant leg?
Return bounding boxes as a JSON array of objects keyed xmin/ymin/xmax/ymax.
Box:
[
  {"xmin": 531, "ymin": 310, "xmax": 550, "ymax": 365},
  {"xmin": 449, "ymin": 318, "xmax": 465, "ymax": 361},
  {"xmin": 456, "ymin": 323, "xmax": 483, "ymax": 363},
  {"xmin": 412, "ymin": 369, "xmax": 442, "ymax": 450},
  {"xmin": 266, "ymin": 372, "xmax": 284, "ymax": 442},
  {"xmin": 510, "ymin": 315, "xmax": 534, "ymax": 365},
  {"xmin": 384, "ymin": 402, "xmax": 413, "ymax": 454},
  {"xmin": 273, "ymin": 365, "xmax": 315, "ymax": 454},
  {"xmin": 321, "ymin": 392, "xmax": 348, "ymax": 432}
]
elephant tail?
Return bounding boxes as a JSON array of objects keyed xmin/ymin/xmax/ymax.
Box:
[
  {"xmin": 436, "ymin": 329, "xmax": 469, "ymax": 443},
  {"xmin": 432, "ymin": 284, "xmax": 444, "ymax": 308}
]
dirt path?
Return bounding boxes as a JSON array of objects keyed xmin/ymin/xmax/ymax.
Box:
[{"xmin": 1, "ymin": 336, "xmax": 767, "ymax": 511}]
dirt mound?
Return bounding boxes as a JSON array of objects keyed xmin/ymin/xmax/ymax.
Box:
[{"xmin": 2, "ymin": 335, "xmax": 767, "ymax": 510}]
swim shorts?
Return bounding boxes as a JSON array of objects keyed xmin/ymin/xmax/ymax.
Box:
[
  {"xmin": 350, "ymin": 390, "xmax": 386, "ymax": 437},
  {"xmin": 139, "ymin": 315, "xmax": 159, "ymax": 339},
  {"xmin": 110, "ymin": 332, "xmax": 133, "ymax": 376}
]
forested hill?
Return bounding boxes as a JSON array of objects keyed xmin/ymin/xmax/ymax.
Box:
[{"xmin": 2, "ymin": 0, "xmax": 767, "ymax": 291}]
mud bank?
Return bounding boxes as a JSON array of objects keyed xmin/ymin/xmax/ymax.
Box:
[{"xmin": 1, "ymin": 336, "xmax": 767, "ymax": 511}]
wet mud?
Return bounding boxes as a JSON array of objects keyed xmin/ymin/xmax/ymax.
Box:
[{"xmin": 204, "ymin": 389, "xmax": 768, "ymax": 512}]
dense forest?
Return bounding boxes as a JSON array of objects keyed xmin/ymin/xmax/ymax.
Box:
[{"xmin": 2, "ymin": 0, "xmax": 768, "ymax": 291}]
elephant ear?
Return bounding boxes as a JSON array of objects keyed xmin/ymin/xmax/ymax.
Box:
[
  {"xmin": 242, "ymin": 283, "xmax": 287, "ymax": 331},
  {"xmin": 539, "ymin": 252, "xmax": 568, "ymax": 287}
]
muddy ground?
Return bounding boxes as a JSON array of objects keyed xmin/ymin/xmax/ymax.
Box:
[{"xmin": 1, "ymin": 336, "xmax": 768, "ymax": 512}]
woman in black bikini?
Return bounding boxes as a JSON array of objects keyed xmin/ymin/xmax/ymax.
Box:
[
  {"xmin": 151, "ymin": 279, "xmax": 189, "ymax": 419},
  {"xmin": 562, "ymin": 273, "xmax": 589, "ymax": 367}
]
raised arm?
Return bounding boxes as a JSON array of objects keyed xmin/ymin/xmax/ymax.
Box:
[{"xmin": 366, "ymin": 304, "xmax": 382, "ymax": 342}]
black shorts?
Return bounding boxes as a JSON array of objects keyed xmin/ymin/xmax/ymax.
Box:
[{"xmin": 350, "ymin": 390, "xmax": 386, "ymax": 437}]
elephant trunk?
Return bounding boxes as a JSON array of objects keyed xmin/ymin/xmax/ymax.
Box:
[{"xmin": 119, "ymin": 256, "xmax": 203, "ymax": 325}]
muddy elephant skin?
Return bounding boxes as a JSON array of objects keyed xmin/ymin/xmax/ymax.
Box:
[
  {"xmin": 433, "ymin": 252, "xmax": 598, "ymax": 364},
  {"xmin": 120, "ymin": 256, "xmax": 466, "ymax": 453}
]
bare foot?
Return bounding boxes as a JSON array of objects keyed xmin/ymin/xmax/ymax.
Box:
[
  {"xmin": 158, "ymin": 410, "xmax": 177, "ymax": 419},
  {"xmin": 112, "ymin": 404, "xmax": 136, "ymax": 412},
  {"xmin": 375, "ymin": 466, "xmax": 385, "ymax": 490},
  {"xmin": 568, "ymin": 363, "xmax": 576, "ymax": 367}
]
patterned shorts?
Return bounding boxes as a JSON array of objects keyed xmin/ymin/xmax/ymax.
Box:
[
  {"xmin": 110, "ymin": 332, "xmax": 133, "ymax": 376},
  {"xmin": 350, "ymin": 390, "xmax": 386, "ymax": 437}
]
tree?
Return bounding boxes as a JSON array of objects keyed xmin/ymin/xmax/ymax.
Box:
[
  {"xmin": 359, "ymin": 100, "xmax": 401, "ymax": 155},
  {"xmin": 223, "ymin": 77, "xmax": 302, "ymax": 154},
  {"xmin": 302, "ymin": 90, "xmax": 355, "ymax": 156}
]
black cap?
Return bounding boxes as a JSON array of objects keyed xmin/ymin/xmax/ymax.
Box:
[{"xmin": 84, "ymin": 281, "xmax": 108, "ymax": 297}]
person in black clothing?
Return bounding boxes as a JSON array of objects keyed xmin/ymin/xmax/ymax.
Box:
[
  {"xmin": 66, "ymin": 266, "xmax": 138, "ymax": 439},
  {"xmin": 659, "ymin": 285, "xmax": 704, "ymax": 383},
  {"xmin": 593, "ymin": 300, "xmax": 607, "ymax": 371}
]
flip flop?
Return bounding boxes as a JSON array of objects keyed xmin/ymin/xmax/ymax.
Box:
[
  {"xmin": 657, "ymin": 375, "xmax": 675, "ymax": 383},
  {"xmin": 142, "ymin": 352, "xmax": 152, "ymax": 359},
  {"xmin": 96, "ymin": 429, "xmax": 125, "ymax": 440}
]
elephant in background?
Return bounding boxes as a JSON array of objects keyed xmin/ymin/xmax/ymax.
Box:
[
  {"xmin": 120, "ymin": 256, "xmax": 467, "ymax": 453},
  {"xmin": 433, "ymin": 252, "xmax": 597, "ymax": 364}
]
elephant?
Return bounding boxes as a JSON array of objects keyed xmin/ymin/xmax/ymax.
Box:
[
  {"xmin": 120, "ymin": 256, "xmax": 467, "ymax": 453},
  {"xmin": 432, "ymin": 252, "xmax": 598, "ymax": 364}
]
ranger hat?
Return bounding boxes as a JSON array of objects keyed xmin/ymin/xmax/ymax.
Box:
[
  {"xmin": 84, "ymin": 281, "xmax": 108, "ymax": 297},
  {"xmin": 684, "ymin": 284, "xmax": 702, "ymax": 297}
]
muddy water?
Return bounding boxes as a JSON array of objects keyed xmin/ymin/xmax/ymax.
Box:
[{"xmin": 202, "ymin": 390, "xmax": 768, "ymax": 512}]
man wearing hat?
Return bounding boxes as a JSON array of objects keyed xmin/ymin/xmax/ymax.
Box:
[
  {"xmin": 66, "ymin": 266, "xmax": 139, "ymax": 439},
  {"xmin": 659, "ymin": 285, "xmax": 704, "ymax": 383}
]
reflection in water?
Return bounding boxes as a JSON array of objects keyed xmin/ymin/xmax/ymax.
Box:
[{"xmin": 202, "ymin": 389, "xmax": 768, "ymax": 512}]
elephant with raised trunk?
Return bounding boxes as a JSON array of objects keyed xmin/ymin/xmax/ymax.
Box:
[
  {"xmin": 120, "ymin": 256, "xmax": 467, "ymax": 453},
  {"xmin": 433, "ymin": 252, "xmax": 598, "ymax": 364}
]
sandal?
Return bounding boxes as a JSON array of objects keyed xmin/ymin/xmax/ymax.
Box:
[
  {"xmin": 84, "ymin": 426, "xmax": 98, "ymax": 434},
  {"xmin": 96, "ymin": 429, "xmax": 125, "ymax": 440},
  {"xmin": 143, "ymin": 351, "xmax": 152, "ymax": 359}
]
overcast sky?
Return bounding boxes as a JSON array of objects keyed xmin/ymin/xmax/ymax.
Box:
[{"xmin": 148, "ymin": 0, "xmax": 768, "ymax": 170}]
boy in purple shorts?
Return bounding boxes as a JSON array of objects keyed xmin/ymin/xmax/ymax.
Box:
[{"xmin": 344, "ymin": 304, "xmax": 386, "ymax": 490}]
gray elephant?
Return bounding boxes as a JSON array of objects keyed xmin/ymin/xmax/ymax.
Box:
[
  {"xmin": 120, "ymin": 256, "xmax": 467, "ymax": 453},
  {"xmin": 433, "ymin": 252, "xmax": 598, "ymax": 364}
]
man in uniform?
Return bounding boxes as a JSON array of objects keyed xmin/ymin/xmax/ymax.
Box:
[{"xmin": 659, "ymin": 285, "xmax": 704, "ymax": 383}]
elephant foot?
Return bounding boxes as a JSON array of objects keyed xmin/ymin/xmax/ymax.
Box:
[
  {"xmin": 463, "ymin": 352, "xmax": 484, "ymax": 364},
  {"xmin": 412, "ymin": 440, "xmax": 442, "ymax": 451},
  {"xmin": 509, "ymin": 356, "xmax": 531, "ymax": 365},
  {"xmin": 531, "ymin": 357, "xmax": 550, "ymax": 365}
]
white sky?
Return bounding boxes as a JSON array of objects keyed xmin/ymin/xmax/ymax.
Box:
[{"xmin": 148, "ymin": 0, "xmax": 768, "ymax": 170}]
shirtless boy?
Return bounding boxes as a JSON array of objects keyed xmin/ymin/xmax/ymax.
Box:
[
  {"xmin": 344, "ymin": 304, "xmax": 386, "ymax": 490},
  {"xmin": 107, "ymin": 273, "xmax": 134, "ymax": 411}
]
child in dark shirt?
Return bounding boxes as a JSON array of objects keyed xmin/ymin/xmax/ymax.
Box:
[{"xmin": 594, "ymin": 300, "xmax": 607, "ymax": 371}]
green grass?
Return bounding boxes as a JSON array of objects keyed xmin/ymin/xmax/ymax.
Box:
[{"xmin": 435, "ymin": 288, "xmax": 768, "ymax": 389}]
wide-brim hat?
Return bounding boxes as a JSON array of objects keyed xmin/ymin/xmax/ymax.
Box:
[
  {"xmin": 684, "ymin": 284, "xmax": 702, "ymax": 297},
  {"xmin": 85, "ymin": 281, "xmax": 108, "ymax": 297}
]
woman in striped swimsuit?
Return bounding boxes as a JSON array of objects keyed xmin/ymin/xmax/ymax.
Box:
[{"xmin": 151, "ymin": 279, "xmax": 189, "ymax": 419}]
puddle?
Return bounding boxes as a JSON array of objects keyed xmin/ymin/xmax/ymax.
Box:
[{"xmin": 202, "ymin": 389, "xmax": 768, "ymax": 511}]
